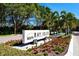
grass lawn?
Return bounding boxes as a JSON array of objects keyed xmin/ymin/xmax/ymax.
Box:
[
  {"xmin": 0, "ymin": 34, "xmax": 16, "ymax": 37},
  {"xmin": 0, "ymin": 44, "xmax": 44, "ymax": 56}
]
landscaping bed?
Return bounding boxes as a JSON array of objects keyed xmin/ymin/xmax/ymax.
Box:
[
  {"xmin": 0, "ymin": 36, "xmax": 71, "ymax": 56},
  {"xmin": 30, "ymin": 36, "xmax": 71, "ymax": 56},
  {"xmin": 0, "ymin": 44, "xmax": 44, "ymax": 56}
]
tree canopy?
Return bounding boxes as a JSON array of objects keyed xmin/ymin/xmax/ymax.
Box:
[{"xmin": 0, "ymin": 3, "xmax": 79, "ymax": 34}]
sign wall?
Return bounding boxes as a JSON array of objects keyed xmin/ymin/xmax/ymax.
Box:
[{"xmin": 22, "ymin": 30, "xmax": 49, "ymax": 44}]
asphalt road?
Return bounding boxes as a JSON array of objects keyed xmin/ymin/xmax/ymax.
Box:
[{"xmin": 0, "ymin": 34, "xmax": 22, "ymax": 43}]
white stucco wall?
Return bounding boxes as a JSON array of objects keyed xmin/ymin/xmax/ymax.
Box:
[{"xmin": 22, "ymin": 30, "xmax": 49, "ymax": 44}]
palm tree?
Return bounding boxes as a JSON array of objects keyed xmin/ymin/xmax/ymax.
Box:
[
  {"xmin": 66, "ymin": 12, "xmax": 78, "ymax": 33},
  {"xmin": 53, "ymin": 11, "xmax": 60, "ymax": 32},
  {"xmin": 36, "ymin": 6, "xmax": 52, "ymax": 30},
  {"xmin": 60, "ymin": 11, "xmax": 78, "ymax": 34},
  {"xmin": 60, "ymin": 11, "xmax": 68, "ymax": 34}
]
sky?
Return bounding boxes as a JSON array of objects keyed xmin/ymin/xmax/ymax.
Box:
[
  {"xmin": 39, "ymin": 3, "xmax": 79, "ymax": 19},
  {"xmin": 28, "ymin": 3, "xmax": 79, "ymax": 26},
  {"xmin": 5, "ymin": 3, "xmax": 79, "ymax": 26}
]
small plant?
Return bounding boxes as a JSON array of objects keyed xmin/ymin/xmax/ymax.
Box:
[
  {"xmin": 27, "ymin": 48, "xmax": 32, "ymax": 52},
  {"xmin": 53, "ymin": 46, "xmax": 64, "ymax": 53},
  {"xmin": 4, "ymin": 40, "xmax": 22, "ymax": 46},
  {"xmin": 44, "ymin": 52, "xmax": 48, "ymax": 56}
]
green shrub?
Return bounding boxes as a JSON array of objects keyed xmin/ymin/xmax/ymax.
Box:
[
  {"xmin": 4, "ymin": 40, "xmax": 22, "ymax": 46},
  {"xmin": 44, "ymin": 52, "xmax": 48, "ymax": 56},
  {"xmin": 53, "ymin": 46, "xmax": 64, "ymax": 53},
  {"xmin": 27, "ymin": 48, "xmax": 32, "ymax": 52},
  {"xmin": 61, "ymin": 34, "xmax": 71, "ymax": 39}
]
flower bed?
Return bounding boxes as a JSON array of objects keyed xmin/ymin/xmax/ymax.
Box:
[
  {"xmin": 0, "ymin": 35, "xmax": 71, "ymax": 56},
  {"xmin": 31, "ymin": 36, "xmax": 71, "ymax": 56}
]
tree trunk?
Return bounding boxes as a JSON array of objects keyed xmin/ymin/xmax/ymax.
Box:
[
  {"xmin": 14, "ymin": 24, "xmax": 16, "ymax": 34},
  {"xmin": 14, "ymin": 20, "xmax": 16, "ymax": 34}
]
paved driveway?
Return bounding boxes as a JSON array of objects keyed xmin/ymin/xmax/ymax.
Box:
[
  {"xmin": 65, "ymin": 32, "xmax": 79, "ymax": 56},
  {"xmin": 73, "ymin": 33, "xmax": 79, "ymax": 56},
  {"xmin": 0, "ymin": 34, "xmax": 22, "ymax": 43}
]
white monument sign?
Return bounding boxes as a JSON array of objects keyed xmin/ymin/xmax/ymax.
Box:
[{"xmin": 22, "ymin": 30, "xmax": 50, "ymax": 44}]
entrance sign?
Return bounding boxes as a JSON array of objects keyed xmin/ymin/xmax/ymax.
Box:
[{"xmin": 22, "ymin": 30, "xmax": 50, "ymax": 44}]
